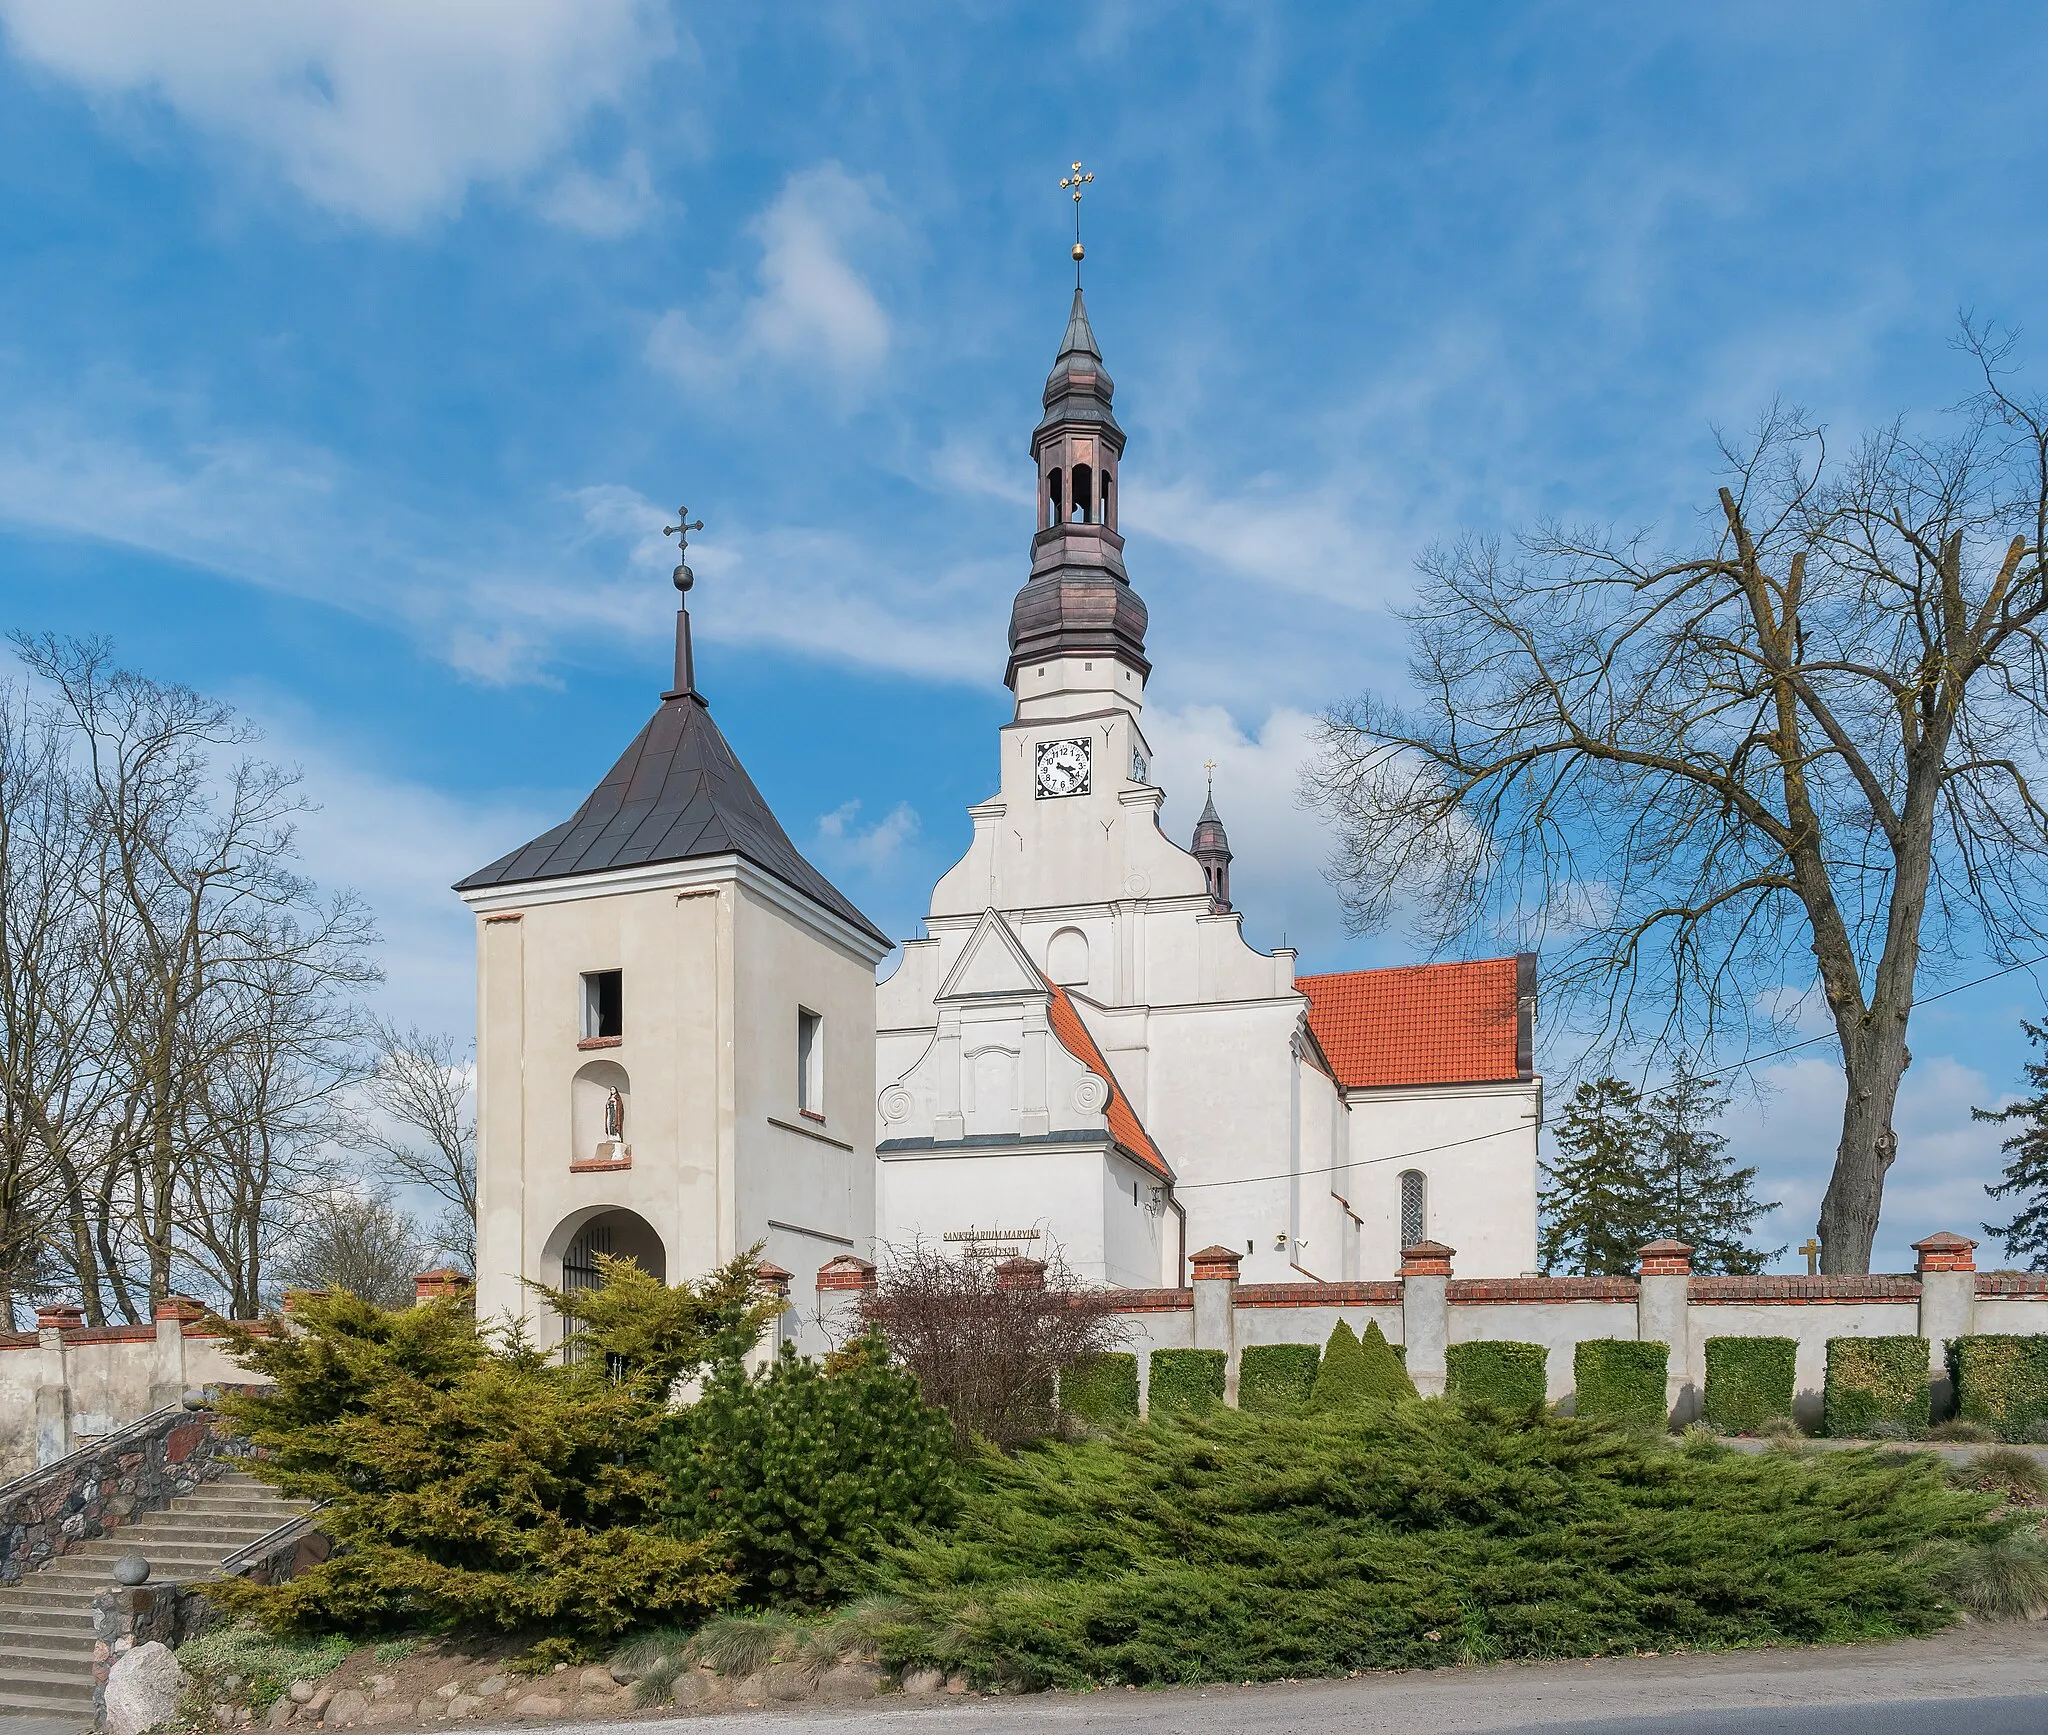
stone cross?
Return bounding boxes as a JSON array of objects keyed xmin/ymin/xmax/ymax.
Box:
[{"xmin": 1799, "ymin": 1236, "xmax": 1821, "ymax": 1275}]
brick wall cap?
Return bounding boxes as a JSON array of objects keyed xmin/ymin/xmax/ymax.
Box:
[
  {"xmin": 35, "ymin": 1302, "xmax": 85, "ymax": 1330},
  {"xmin": 816, "ymin": 1254, "xmax": 877, "ymax": 1290},
  {"xmin": 414, "ymin": 1267, "xmax": 470, "ymax": 1284},
  {"xmin": 1911, "ymin": 1231, "xmax": 1977, "ymax": 1251},
  {"xmin": 753, "ymin": 1259, "xmax": 794, "ymax": 1283},
  {"xmin": 1401, "ymin": 1239, "xmax": 1456, "ymax": 1259},
  {"xmin": 1637, "ymin": 1239, "xmax": 1695, "ymax": 1257},
  {"xmin": 152, "ymin": 1295, "xmax": 208, "ymax": 1322},
  {"xmin": 994, "ymin": 1255, "xmax": 1047, "ymax": 1291},
  {"xmin": 1190, "ymin": 1244, "xmax": 1243, "ymax": 1264}
]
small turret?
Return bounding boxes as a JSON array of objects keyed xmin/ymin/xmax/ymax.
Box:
[{"xmin": 1191, "ymin": 778, "xmax": 1232, "ymax": 913}]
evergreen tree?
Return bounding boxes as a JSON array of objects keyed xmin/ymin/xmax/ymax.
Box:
[
  {"xmin": 1976, "ymin": 1021, "xmax": 2048, "ymax": 1271},
  {"xmin": 1539, "ymin": 1078, "xmax": 1657, "ymax": 1275},
  {"xmin": 1642, "ymin": 1064, "xmax": 1782, "ymax": 1275},
  {"xmin": 1357, "ymin": 1320, "xmax": 1418, "ymax": 1401},
  {"xmin": 1309, "ymin": 1320, "xmax": 1372, "ymax": 1408}
]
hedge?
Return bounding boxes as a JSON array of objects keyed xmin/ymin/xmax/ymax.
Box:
[
  {"xmin": 1061, "ymin": 1353, "xmax": 1139, "ymax": 1424},
  {"xmin": 1239, "ymin": 1344, "xmax": 1320, "ymax": 1413},
  {"xmin": 1950, "ymin": 1335, "xmax": 2048, "ymax": 1442},
  {"xmin": 1573, "ymin": 1339, "xmax": 1668, "ymax": 1429},
  {"xmin": 1444, "ymin": 1340, "xmax": 1547, "ymax": 1409},
  {"xmin": 1702, "ymin": 1337, "xmax": 1797, "ymax": 1433},
  {"xmin": 1147, "ymin": 1349, "xmax": 1227, "ymax": 1416},
  {"xmin": 1822, "ymin": 1336, "xmax": 1930, "ymax": 1438}
]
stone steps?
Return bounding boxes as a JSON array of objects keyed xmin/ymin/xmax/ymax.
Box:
[{"xmin": 0, "ymin": 1471, "xmax": 314, "ymax": 1720}]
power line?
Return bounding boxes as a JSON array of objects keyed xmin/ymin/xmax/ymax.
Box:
[{"xmin": 1174, "ymin": 950, "xmax": 2048, "ymax": 1195}]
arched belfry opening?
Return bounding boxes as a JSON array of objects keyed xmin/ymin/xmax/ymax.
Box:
[
  {"xmin": 1070, "ymin": 463, "xmax": 1093, "ymax": 523},
  {"xmin": 1047, "ymin": 469, "xmax": 1064, "ymax": 528}
]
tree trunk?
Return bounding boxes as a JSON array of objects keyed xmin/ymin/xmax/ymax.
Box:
[{"xmin": 1817, "ymin": 1026, "xmax": 1908, "ymax": 1272}]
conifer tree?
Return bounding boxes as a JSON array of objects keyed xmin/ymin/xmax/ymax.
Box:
[
  {"xmin": 1977, "ymin": 1021, "xmax": 2048, "ymax": 1271},
  {"xmin": 1357, "ymin": 1319, "xmax": 1417, "ymax": 1401},
  {"xmin": 1309, "ymin": 1320, "xmax": 1372, "ymax": 1408},
  {"xmin": 1642, "ymin": 1063, "xmax": 1782, "ymax": 1275},
  {"xmin": 1540, "ymin": 1078, "xmax": 1658, "ymax": 1275}
]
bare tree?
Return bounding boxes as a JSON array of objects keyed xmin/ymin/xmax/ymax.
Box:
[
  {"xmin": 350, "ymin": 1022, "xmax": 476, "ymax": 1267},
  {"xmin": 272, "ymin": 1187, "xmax": 428, "ymax": 1310},
  {"xmin": 861, "ymin": 1241, "xmax": 1125, "ymax": 1449},
  {"xmin": 1306, "ymin": 329, "xmax": 2048, "ymax": 1273},
  {"xmin": 8, "ymin": 636, "xmax": 378, "ymax": 1318}
]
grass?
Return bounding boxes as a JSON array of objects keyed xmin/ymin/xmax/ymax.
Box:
[
  {"xmin": 1927, "ymin": 1419, "xmax": 1998, "ymax": 1443},
  {"xmin": 861, "ymin": 1400, "xmax": 1995, "ymax": 1689},
  {"xmin": 1928, "ymin": 1530, "xmax": 2048, "ymax": 1620},
  {"xmin": 612, "ymin": 1597, "xmax": 907, "ymax": 1705},
  {"xmin": 370, "ymin": 1638, "xmax": 420, "ymax": 1664},
  {"xmin": 176, "ymin": 1625, "xmax": 353, "ymax": 1711},
  {"xmin": 1951, "ymin": 1447, "xmax": 2048, "ymax": 1505}
]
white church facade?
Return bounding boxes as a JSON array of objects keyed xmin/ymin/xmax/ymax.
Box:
[{"xmin": 458, "ymin": 285, "xmax": 1540, "ymax": 1346}]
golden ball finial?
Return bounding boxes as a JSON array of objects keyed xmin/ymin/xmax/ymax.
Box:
[{"xmin": 1072, "ymin": 242, "xmax": 1085, "ymax": 262}]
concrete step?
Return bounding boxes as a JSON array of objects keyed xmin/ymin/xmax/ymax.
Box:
[
  {"xmin": 0, "ymin": 1660, "xmax": 97, "ymax": 1695},
  {"xmin": 0, "ymin": 1607, "xmax": 97, "ymax": 1633},
  {"xmin": 0, "ymin": 1685, "xmax": 95, "ymax": 1718},
  {"xmin": 0, "ymin": 1640, "xmax": 94, "ymax": 1670}
]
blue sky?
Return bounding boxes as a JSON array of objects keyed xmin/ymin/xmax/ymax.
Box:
[{"xmin": 3, "ymin": 1, "xmax": 2046, "ymax": 1270}]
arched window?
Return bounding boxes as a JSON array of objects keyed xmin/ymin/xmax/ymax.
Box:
[
  {"xmin": 1100, "ymin": 473, "xmax": 1113, "ymax": 527},
  {"xmin": 1071, "ymin": 463, "xmax": 1093, "ymax": 523},
  {"xmin": 1047, "ymin": 926, "xmax": 1089, "ymax": 986},
  {"xmin": 1047, "ymin": 469, "xmax": 1063, "ymax": 528},
  {"xmin": 1399, "ymin": 1170, "xmax": 1427, "ymax": 1249}
]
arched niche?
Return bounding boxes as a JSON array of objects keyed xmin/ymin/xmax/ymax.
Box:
[
  {"xmin": 572, "ymin": 1058, "xmax": 631, "ymax": 1168},
  {"xmin": 541, "ymin": 1206, "xmax": 667, "ymax": 1361},
  {"xmin": 1047, "ymin": 926, "xmax": 1089, "ymax": 987}
]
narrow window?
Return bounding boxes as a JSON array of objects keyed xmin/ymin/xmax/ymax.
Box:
[
  {"xmin": 581, "ymin": 970, "xmax": 622, "ymax": 1041},
  {"xmin": 797, "ymin": 1007, "xmax": 824, "ymax": 1118},
  {"xmin": 1071, "ymin": 462, "xmax": 1093, "ymax": 522},
  {"xmin": 1399, "ymin": 1170, "xmax": 1427, "ymax": 1248},
  {"xmin": 1101, "ymin": 473, "xmax": 1113, "ymax": 527},
  {"xmin": 1047, "ymin": 469, "xmax": 1063, "ymax": 527}
]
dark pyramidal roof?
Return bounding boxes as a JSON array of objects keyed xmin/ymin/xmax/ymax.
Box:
[{"xmin": 456, "ymin": 694, "xmax": 887, "ymax": 946}]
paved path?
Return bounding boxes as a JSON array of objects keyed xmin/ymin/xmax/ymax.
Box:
[{"xmin": 478, "ymin": 1624, "xmax": 2047, "ymax": 1735}]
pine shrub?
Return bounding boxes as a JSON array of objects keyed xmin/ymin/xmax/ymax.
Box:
[
  {"xmin": 1445, "ymin": 1341, "xmax": 1547, "ymax": 1409},
  {"xmin": 1573, "ymin": 1340, "xmax": 1668, "ymax": 1430},
  {"xmin": 1823, "ymin": 1337, "xmax": 1931, "ymax": 1438},
  {"xmin": 1061, "ymin": 1353, "xmax": 1141, "ymax": 1424},
  {"xmin": 869, "ymin": 1403, "xmax": 1993, "ymax": 1688},
  {"xmin": 1308, "ymin": 1321, "xmax": 1369, "ymax": 1408},
  {"xmin": 205, "ymin": 1254, "xmax": 776, "ymax": 1642},
  {"xmin": 1950, "ymin": 1336, "xmax": 2048, "ymax": 1443},
  {"xmin": 1702, "ymin": 1337, "xmax": 1797, "ymax": 1433},
  {"xmin": 1358, "ymin": 1320, "xmax": 1418, "ymax": 1400},
  {"xmin": 1147, "ymin": 1350, "xmax": 1226, "ymax": 1415},
  {"xmin": 1238, "ymin": 1345, "xmax": 1319, "ymax": 1413},
  {"xmin": 654, "ymin": 1334, "xmax": 956, "ymax": 1607}
]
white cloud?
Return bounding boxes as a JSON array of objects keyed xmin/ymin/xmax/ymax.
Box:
[
  {"xmin": 0, "ymin": 0, "xmax": 667, "ymax": 229},
  {"xmin": 648, "ymin": 163, "xmax": 893, "ymax": 391},
  {"xmin": 814, "ymin": 800, "xmax": 921, "ymax": 874},
  {"xmin": 534, "ymin": 149, "xmax": 657, "ymax": 239}
]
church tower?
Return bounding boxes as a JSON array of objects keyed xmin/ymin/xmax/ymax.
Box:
[
  {"xmin": 1191, "ymin": 781, "xmax": 1232, "ymax": 913},
  {"xmin": 457, "ymin": 526, "xmax": 890, "ymax": 1352}
]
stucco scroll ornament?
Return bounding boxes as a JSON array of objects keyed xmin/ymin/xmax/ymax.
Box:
[
  {"xmin": 1071, "ymin": 1074, "xmax": 1110, "ymax": 1114},
  {"xmin": 879, "ymin": 1085, "xmax": 915, "ymax": 1124}
]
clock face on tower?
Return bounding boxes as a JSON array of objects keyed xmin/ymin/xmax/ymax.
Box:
[{"xmin": 1034, "ymin": 737, "xmax": 1092, "ymax": 799}]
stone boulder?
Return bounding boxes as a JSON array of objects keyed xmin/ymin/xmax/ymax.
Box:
[{"xmin": 105, "ymin": 1641, "xmax": 192, "ymax": 1735}]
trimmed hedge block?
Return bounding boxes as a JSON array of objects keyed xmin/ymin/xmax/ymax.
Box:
[
  {"xmin": 1061, "ymin": 1352, "xmax": 1139, "ymax": 1424},
  {"xmin": 1239, "ymin": 1343, "xmax": 1320, "ymax": 1413},
  {"xmin": 1147, "ymin": 1348, "xmax": 1226, "ymax": 1416},
  {"xmin": 1573, "ymin": 1339, "xmax": 1669, "ymax": 1429},
  {"xmin": 1951, "ymin": 1336, "xmax": 2048, "ymax": 1443},
  {"xmin": 1822, "ymin": 1336, "xmax": 1930, "ymax": 1438},
  {"xmin": 1702, "ymin": 1337, "xmax": 1797, "ymax": 1433},
  {"xmin": 1445, "ymin": 1340, "xmax": 1547, "ymax": 1409}
]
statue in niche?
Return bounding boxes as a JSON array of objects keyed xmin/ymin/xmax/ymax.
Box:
[{"xmin": 603, "ymin": 1086, "xmax": 625, "ymax": 1145}]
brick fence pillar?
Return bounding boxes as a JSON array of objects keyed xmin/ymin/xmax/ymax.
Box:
[
  {"xmin": 1913, "ymin": 1231, "xmax": 1977, "ymax": 1417},
  {"xmin": 1636, "ymin": 1240, "xmax": 1694, "ymax": 1426},
  {"xmin": 34, "ymin": 1303, "xmax": 80, "ymax": 1467},
  {"xmin": 1190, "ymin": 1245, "xmax": 1242, "ymax": 1403},
  {"xmin": 1400, "ymin": 1241, "xmax": 1454, "ymax": 1398},
  {"xmin": 815, "ymin": 1253, "xmax": 877, "ymax": 1348},
  {"xmin": 150, "ymin": 1296, "xmax": 204, "ymax": 1412},
  {"xmin": 994, "ymin": 1256, "xmax": 1046, "ymax": 1292}
]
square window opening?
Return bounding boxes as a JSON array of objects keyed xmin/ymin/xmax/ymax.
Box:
[
  {"xmin": 582, "ymin": 970, "xmax": 623, "ymax": 1041},
  {"xmin": 797, "ymin": 1007, "xmax": 824, "ymax": 1118}
]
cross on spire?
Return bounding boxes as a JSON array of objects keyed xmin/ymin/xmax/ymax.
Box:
[
  {"xmin": 1061, "ymin": 161, "xmax": 1094, "ymax": 283},
  {"xmin": 1203, "ymin": 757, "xmax": 1218, "ymax": 791},
  {"xmin": 662, "ymin": 506, "xmax": 706, "ymax": 700}
]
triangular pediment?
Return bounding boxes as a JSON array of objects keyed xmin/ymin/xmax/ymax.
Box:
[{"xmin": 936, "ymin": 909, "xmax": 1049, "ymax": 1004}]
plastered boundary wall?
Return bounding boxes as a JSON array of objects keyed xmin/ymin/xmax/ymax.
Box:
[
  {"xmin": 0, "ymin": 1298, "xmax": 248, "ymax": 1480},
  {"xmin": 817, "ymin": 1234, "xmax": 2048, "ymax": 1430}
]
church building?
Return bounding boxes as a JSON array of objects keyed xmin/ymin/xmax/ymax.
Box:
[{"xmin": 457, "ymin": 282, "xmax": 1540, "ymax": 1346}]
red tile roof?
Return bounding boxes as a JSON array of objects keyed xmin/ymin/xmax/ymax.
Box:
[
  {"xmin": 1045, "ymin": 983, "xmax": 1173, "ymax": 1181},
  {"xmin": 1297, "ymin": 957, "xmax": 1531, "ymax": 1091}
]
